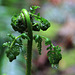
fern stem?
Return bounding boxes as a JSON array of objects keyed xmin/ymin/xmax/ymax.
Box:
[
  {"xmin": 10, "ymin": 35, "xmax": 22, "ymax": 48},
  {"xmin": 22, "ymin": 9, "xmax": 33, "ymax": 75}
]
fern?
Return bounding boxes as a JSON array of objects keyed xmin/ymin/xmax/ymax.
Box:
[
  {"xmin": 3, "ymin": 33, "xmax": 29, "ymax": 62},
  {"xmin": 3, "ymin": 6, "xmax": 62, "ymax": 75}
]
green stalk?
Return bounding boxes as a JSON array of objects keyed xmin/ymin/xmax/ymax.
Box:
[
  {"xmin": 22, "ymin": 9, "xmax": 33, "ymax": 75},
  {"xmin": 10, "ymin": 35, "xmax": 22, "ymax": 48}
]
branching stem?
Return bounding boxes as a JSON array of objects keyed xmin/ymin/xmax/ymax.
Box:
[{"xmin": 10, "ymin": 35, "xmax": 22, "ymax": 48}]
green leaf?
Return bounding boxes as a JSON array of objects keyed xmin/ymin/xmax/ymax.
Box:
[
  {"xmin": 37, "ymin": 13, "xmax": 40, "ymax": 16},
  {"xmin": 6, "ymin": 46, "xmax": 20, "ymax": 62},
  {"xmin": 30, "ymin": 6, "xmax": 40, "ymax": 14},
  {"xmin": 47, "ymin": 46, "xmax": 62, "ymax": 64},
  {"xmin": 34, "ymin": 35, "xmax": 42, "ymax": 55},
  {"xmin": 33, "ymin": 23, "xmax": 40, "ymax": 31},
  {"xmin": 45, "ymin": 38, "xmax": 51, "ymax": 45},
  {"xmin": 34, "ymin": 35, "xmax": 40, "ymax": 42},
  {"xmin": 7, "ymin": 34, "xmax": 15, "ymax": 39},
  {"xmin": 11, "ymin": 14, "xmax": 27, "ymax": 33},
  {"xmin": 40, "ymin": 18, "xmax": 50, "ymax": 31},
  {"xmin": 21, "ymin": 33, "xmax": 30, "ymax": 40},
  {"xmin": 32, "ymin": 6, "xmax": 40, "ymax": 9},
  {"xmin": 3, "ymin": 42, "xmax": 10, "ymax": 47}
]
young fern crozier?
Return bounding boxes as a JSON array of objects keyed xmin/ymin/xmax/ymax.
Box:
[{"xmin": 3, "ymin": 6, "xmax": 62, "ymax": 75}]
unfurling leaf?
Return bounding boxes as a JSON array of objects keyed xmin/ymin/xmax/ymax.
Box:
[{"xmin": 34, "ymin": 35, "xmax": 42, "ymax": 55}]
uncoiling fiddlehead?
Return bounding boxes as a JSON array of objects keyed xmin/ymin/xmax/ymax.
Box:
[
  {"xmin": 11, "ymin": 10, "xmax": 27, "ymax": 33},
  {"xmin": 29, "ymin": 6, "xmax": 50, "ymax": 31},
  {"xmin": 33, "ymin": 35, "xmax": 62, "ymax": 66},
  {"xmin": 11, "ymin": 6, "xmax": 50, "ymax": 33},
  {"xmin": 3, "ymin": 6, "xmax": 62, "ymax": 75},
  {"xmin": 45, "ymin": 38, "xmax": 62, "ymax": 65}
]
